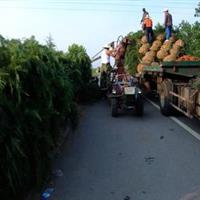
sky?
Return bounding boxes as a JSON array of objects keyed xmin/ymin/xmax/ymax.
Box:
[{"xmin": 0, "ymin": 0, "xmax": 198, "ymax": 64}]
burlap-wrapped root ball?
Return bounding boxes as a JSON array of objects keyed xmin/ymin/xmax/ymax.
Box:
[
  {"xmin": 156, "ymin": 34, "xmax": 165, "ymax": 41},
  {"xmin": 170, "ymin": 48, "xmax": 180, "ymax": 57},
  {"xmin": 172, "ymin": 44, "xmax": 181, "ymax": 51},
  {"xmin": 141, "ymin": 35, "xmax": 148, "ymax": 44},
  {"xmin": 161, "ymin": 40, "xmax": 172, "ymax": 51},
  {"xmin": 163, "ymin": 54, "xmax": 177, "ymax": 62},
  {"xmin": 137, "ymin": 63, "xmax": 145, "ymax": 73},
  {"xmin": 169, "ymin": 34, "xmax": 177, "ymax": 43},
  {"xmin": 177, "ymin": 55, "xmax": 200, "ymax": 61},
  {"xmin": 174, "ymin": 39, "xmax": 184, "ymax": 48},
  {"xmin": 139, "ymin": 43, "xmax": 150, "ymax": 55},
  {"xmin": 150, "ymin": 40, "xmax": 162, "ymax": 51},
  {"xmin": 142, "ymin": 51, "xmax": 155, "ymax": 64},
  {"xmin": 157, "ymin": 49, "xmax": 168, "ymax": 60},
  {"xmin": 145, "ymin": 50, "xmax": 156, "ymax": 57}
]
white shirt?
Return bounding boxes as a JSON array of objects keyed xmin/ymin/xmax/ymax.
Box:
[{"xmin": 101, "ymin": 49, "xmax": 110, "ymax": 64}]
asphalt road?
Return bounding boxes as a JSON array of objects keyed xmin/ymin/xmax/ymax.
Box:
[{"xmin": 51, "ymin": 100, "xmax": 200, "ymax": 200}]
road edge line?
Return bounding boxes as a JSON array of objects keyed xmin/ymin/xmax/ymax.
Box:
[{"xmin": 146, "ymin": 98, "xmax": 200, "ymax": 141}]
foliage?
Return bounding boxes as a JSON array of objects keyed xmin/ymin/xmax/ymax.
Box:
[
  {"xmin": 154, "ymin": 23, "xmax": 165, "ymax": 35},
  {"xmin": 60, "ymin": 44, "xmax": 92, "ymax": 101},
  {"xmin": 195, "ymin": 2, "xmax": 200, "ymax": 17},
  {"xmin": 125, "ymin": 31, "xmax": 143, "ymax": 74},
  {"xmin": 92, "ymin": 67, "xmax": 100, "ymax": 77},
  {"xmin": 175, "ymin": 21, "xmax": 200, "ymax": 57},
  {"xmin": 0, "ymin": 36, "xmax": 92, "ymax": 199}
]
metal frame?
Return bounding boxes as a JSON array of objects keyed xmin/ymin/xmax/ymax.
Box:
[{"xmin": 169, "ymin": 89, "xmax": 198, "ymax": 118}]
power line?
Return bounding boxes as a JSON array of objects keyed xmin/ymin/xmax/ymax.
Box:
[
  {"xmin": 0, "ymin": 0, "xmax": 196, "ymax": 13},
  {"xmin": 42, "ymin": 2, "xmax": 195, "ymax": 8},
  {"xmin": 0, "ymin": 0, "xmax": 197, "ymax": 5},
  {"xmin": 0, "ymin": 5, "xmax": 190, "ymax": 10},
  {"xmin": 0, "ymin": 0, "xmax": 197, "ymax": 8},
  {"xmin": 0, "ymin": 3, "xmax": 195, "ymax": 10},
  {"xmin": 0, "ymin": 0, "xmax": 197, "ymax": 4},
  {"xmin": 0, "ymin": 6, "xmax": 195, "ymax": 15},
  {"xmin": 47, "ymin": 0, "xmax": 198, "ymax": 2}
]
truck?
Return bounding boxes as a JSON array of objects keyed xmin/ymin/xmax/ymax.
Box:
[
  {"xmin": 107, "ymin": 37, "xmax": 144, "ymax": 117},
  {"xmin": 91, "ymin": 36, "xmax": 144, "ymax": 117},
  {"xmin": 109, "ymin": 72, "xmax": 144, "ymax": 117},
  {"xmin": 142, "ymin": 61, "xmax": 200, "ymax": 119}
]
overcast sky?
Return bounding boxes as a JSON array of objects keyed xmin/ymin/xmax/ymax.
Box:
[{"xmin": 0, "ymin": 0, "xmax": 198, "ymax": 60}]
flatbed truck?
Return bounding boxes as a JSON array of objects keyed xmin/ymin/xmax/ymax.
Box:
[{"xmin": 142, "ymin": 61, "xmax": 200, "ymax": 119}]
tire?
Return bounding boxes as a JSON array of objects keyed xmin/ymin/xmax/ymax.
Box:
[
  {"xmin": 160, "ymin": 95, "xmax": 173, "ymax": 116},
  {"xmin": 159, "ymin": 79, "xmax": 175, "ymax": 116},
  {"xmin": 135, "ymin": 95, "xmax": 144, "ymax": 116},
  {"xmin": 111, "ymin": 98, "xmax": 118, "ymax": 117}
]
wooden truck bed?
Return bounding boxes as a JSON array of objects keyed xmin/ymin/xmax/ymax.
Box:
[
  {"xmin": 142, "ymin": 61, "xmax": 200, "ymax": 119},
  {"xmin": 143, "ymin": 61, "xmax": 200, "ymax": 79}
]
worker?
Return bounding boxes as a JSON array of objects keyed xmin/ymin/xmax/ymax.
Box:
[
  {"xmin": 143, "ymin": 15, "xmax": 154, "ymax": 44},
  {"xmin": 100, "ymin": 44, "xmax": 114, "ymax": 74},
  {"xmin": 141, "ymin": 8, "xmax": 149, "ymax": 24},
  {"xmin": 163, "ymin": 8, "xmax": 173, "ymax": 41},
  {"xmin": 100, "ymin": 44, "xmax": 113, "ymax": 88},
  {"xmin": 113, "ymin": 37, "xmax": 131, "ymax": 80}
]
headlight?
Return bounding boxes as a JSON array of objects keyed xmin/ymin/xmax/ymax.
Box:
[{"xmin": 112, "ymin": 89, "xmax": 117, "ymax": 94}]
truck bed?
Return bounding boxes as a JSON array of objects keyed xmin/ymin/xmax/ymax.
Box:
[{"xmin": 143, "ymin": 61, "xmax": 200, "ymax": 79}]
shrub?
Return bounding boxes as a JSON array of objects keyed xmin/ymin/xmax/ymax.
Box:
[{"xmin": 0, "ymin": 36, "xmax": 92, "ymax": 199}]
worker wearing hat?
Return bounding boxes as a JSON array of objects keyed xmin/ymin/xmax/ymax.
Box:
[
  {"xmin": 101, "ymin": 44, "xmax": 113, "ymax": 73},
  {"xmin": 143, "ymin": 14, "xmax": 154, "ymax": 44},
  {"xmin": 100, "ymin": 44, "xmax": 113, "ymax": 88},
  {"xmin": 164, "ymin": 8, "xmax": 173, "ymax": 41},
  {"xmin": 141, "ymin": 8, "xmax": 149, "ymax": 24}
]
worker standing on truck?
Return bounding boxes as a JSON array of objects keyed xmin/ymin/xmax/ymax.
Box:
[
  {"xmin": 100, "ymin": 44, "xmax": 113, "ymax": 88},
  {"xmin": 101, "ymin": 44, "xmax": 112, "ymax": 73},
  {"xmin": 141, "ymin": 8, "xmax": 149, "ymax": 24},
  {"xmin": 113, "ymin": 37, "xmax": 131, "ymax": 80},
  {"xmin": 143, "ymin": 15, "xmax": 154, "ymax": 44},
  {"xmin": 164, "ymin": 8, "xmax": 173, "ymax": 41}
]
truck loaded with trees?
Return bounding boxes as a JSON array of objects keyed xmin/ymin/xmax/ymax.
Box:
[{"xmin": 124, "ymin": 21, "xmax": 200, "ymax": 119}]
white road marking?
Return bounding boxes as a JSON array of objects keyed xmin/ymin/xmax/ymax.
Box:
[
  {"xmin": 146, "ymin": 98, "xmax": 160, "ymax": 110},
  {"xmin": 146, "ymin": 98, "xmax": 200, "ymax": 141}
]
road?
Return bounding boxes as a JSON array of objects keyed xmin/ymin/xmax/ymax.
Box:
[{"xmin": 51, "ymin": 100, "xmax": 200, "ymax": 200}]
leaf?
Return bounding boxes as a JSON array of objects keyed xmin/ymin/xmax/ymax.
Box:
[{"xmin": 25, "ymin": 109, "xmax": 42, "ymax": 122}]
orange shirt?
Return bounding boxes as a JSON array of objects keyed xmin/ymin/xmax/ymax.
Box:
[{"xmin": 144, "ymin": 18, "xmax": 153, "ymax": 28}]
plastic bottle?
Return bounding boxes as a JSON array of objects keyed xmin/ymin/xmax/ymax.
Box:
[{"xmin": 41, "ymin": 188, "xmax": 55, "ymax": 200}]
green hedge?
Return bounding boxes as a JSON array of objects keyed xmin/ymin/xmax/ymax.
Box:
[{"xmin": 0, "ymin": 36, "xmax": 91, "ymax": 199}]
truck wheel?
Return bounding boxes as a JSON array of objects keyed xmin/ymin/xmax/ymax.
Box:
[
  {"xmin": 111, "ymin": 98, "xmax": 118, "ymax": 117},
  {"xmin": 159, "ymin": 80, "xmax": 174, "ymax": 116},
  {"xmin": 135, "ymin": 96, "xmax": 144, "ymax": 116},
  {"xmin": 160, "ymin": 96, "xmax": 173, "ymax": 116}
]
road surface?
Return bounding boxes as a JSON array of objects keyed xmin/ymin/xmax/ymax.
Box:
[{"xmin": 51, "ymin": 100, "xmax": 200, "ymax": 200}]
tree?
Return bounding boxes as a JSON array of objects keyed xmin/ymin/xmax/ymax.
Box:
[
  {"xmin": 125, "ymin": 31, "xmax": 143, "ymax": 74},
  {"xmin": 0, "ymin": 35, "xmax": 91, "ymax": 199},
  {"xmin": 46, "ymin": 34, "xmax": 56, "ymax": 49},
  {"xmin": 195, "ymin": 2, "xmax": 200, "ymax": 17},
  {"xmin": 154, "ymin": 23, "xmax": 165, "ymax": 35},
  {"xmin": 65, "ymin": 44, "xmax": 92, "ymax": 96},
  {"xmin": 176, "ymin": 21, "xmax": 200, "ymax": 57}
]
